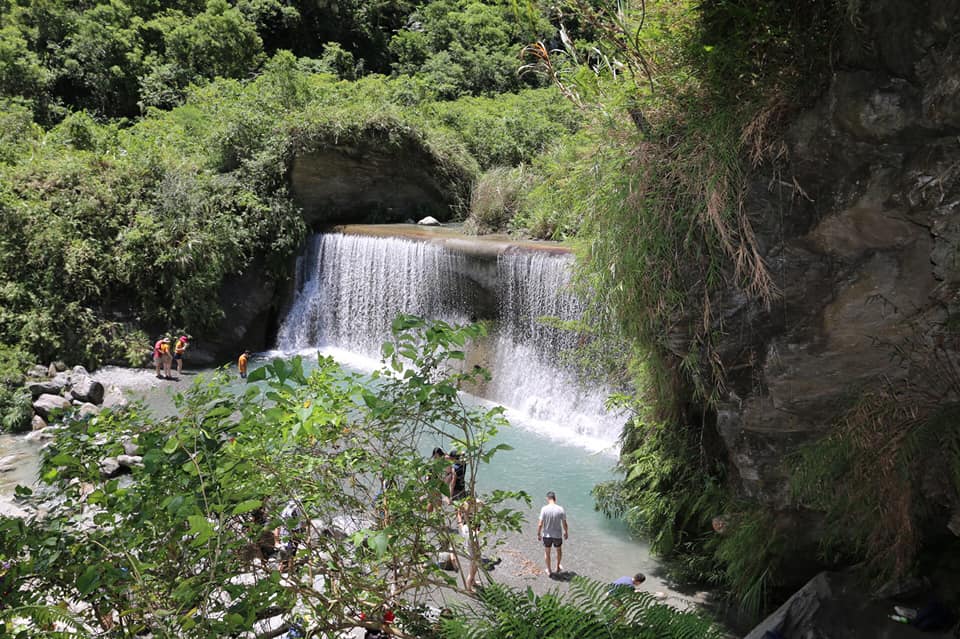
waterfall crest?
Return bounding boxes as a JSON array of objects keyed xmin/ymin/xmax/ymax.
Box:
[{"xmin": 276, "ymin": 232, "xmax": 623, "ymax": 450}]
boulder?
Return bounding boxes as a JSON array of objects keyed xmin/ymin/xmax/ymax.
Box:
[
  {"xmin": 745, "ymin": 571, "xmax": 952, "ymax": 639},
  {"xmin": 31, "ymin": 415, "xmax": 46, "ymax": 431},
  {"xmin": 101, "ymin": 386, "xmax": 129, "ymax": 410},
  {"xmin": 71, "ymin": 365, "xmax": 89, "ymax": 377},
  {"xmin": 25, "ymin": 428, "xmax": 55, "ymax": 442},
  {"xmin": 122, "ymin": 439, "xmax": 140, "ymax": 456},
  {"xmin": 0, "ymin": 496, "xmax": 31, "ymax": 519},
  {"xmin": 52, "ymin": 371, "xmax": 71, "ymax": 390},
  {"xmin": 47, "ymin": 363, "xmax": 57, "ymax": 377},
  {"xmin": 70, "ymin": 375, "xmax": 104, "ymax": 405},
  {"xmin": 28, "ymin": 379, "xmax": 64, "ymax": 398},
  {"xmin": 417, "ymin": 216, "xmax": 441, "ymax": 226},
  {"xmin": 78, "ymin": 403, "xmax": 99, "ymax": 418},
  {"xmin": 116, "ymin": 454, "xmax": 143, "ymax": 469},
  {"xmin": 33, "ymin": 393, "xmax": 72, "ymax": 420},
  {"xmin": 99, "ymin": 457, "xmax": 123, "ymax": 478},
  {"xmin": 26, "ymin": 364, "xmax": 48, "ymax": 378},
  {"xmin": 52, "ymin": 361, "xmax": 67, "ymax": 372}
]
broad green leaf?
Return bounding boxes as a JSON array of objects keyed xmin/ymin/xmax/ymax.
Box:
[{"xmin": 231, "ymin": 499, "xmax": 262, "ymax": 516}]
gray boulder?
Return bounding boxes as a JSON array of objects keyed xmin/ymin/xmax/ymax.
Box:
[
  {"xmin": 116, "ymin": 454, "xmax": 143, "ymax": 469},
  {"xmin": 99, "ymin": 457, "xmax": 122, "ymax": 478},
  {"xmin": 25, "ymin": 428, "xmax": 55, "ymax": 442},
  {"xmin": 28, "ymin": 379, "xmax": 64, "ymax": 398},
  {"xmin": 70, "ymin": 375, "xmax": 104, "ymax": 405},
  {"xmin": 27, "ymin": 364, "xmax": 48, "ymax": 378},
  {"xmin": 122, "ymin": 439, "xmax": 140, "ymax": 456},
  {"xmin": 0, "ymin": 496, "xmax": 30, "ymax": 519},
  {"xmin": 53, "ymin": 361, "xmax": 67, "ymax": 372},
  {"xmin": 101, "ymin": 387, "xmax": 129, "ymax": 410},
  {"xmin": 417, "ymin": 216, "xmax": 441, "ymax": 226},
  {"xmin": 745, "ymin": 571, "xmax": 951, "ymax": 639},
  {"xmin": 31, "ymin": 415, "xmax": 47, "ymax": 431},
  {"xmin": 47, "ymin": 363, "xmax": 57, "ymax": 377},
  {"xmin": 78, "ymin": 403, "xmax": 99, "ymax": 418},
  {"xmin": 33, "ymin": 393, "xmax": 71, "ymax": 420}
]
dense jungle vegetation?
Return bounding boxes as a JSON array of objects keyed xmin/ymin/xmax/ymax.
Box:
[{"xmin": 4, "ymin": 0, "xmax": 940, "ymax": 630}]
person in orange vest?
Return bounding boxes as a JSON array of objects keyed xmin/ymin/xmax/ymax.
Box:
[
  {"xmin": 238, "ymin": 350, "xmax": 250, "ymax": 379},
  {"xmin": 159, "ymin": 337, "xmax": 173, "ymax": 380},
  {"xmin": 173, "ymin": 335, "xmax": 189, "ymax": 378}
]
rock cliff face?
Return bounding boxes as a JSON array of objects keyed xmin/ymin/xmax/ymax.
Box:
[
  {"xmin": 290, "ymin": 134, "xmax": 472, "ymax": 226},
  {"xmin": 714, "ymin": 1, "xmax": 960, "ymax": 507}
]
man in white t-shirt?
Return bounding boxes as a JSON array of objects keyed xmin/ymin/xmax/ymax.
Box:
[{"xmin": 536, "ymin": 491, "xmax": 568, "ymax": 576}]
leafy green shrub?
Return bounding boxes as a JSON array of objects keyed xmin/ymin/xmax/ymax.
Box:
[
  {"xmin": 2, "ymin": 318, "xmax": 528, "ymax": 636},
  {"xmin": 0, "ymin": 387, "xmax": 32, "ymax": 433}
]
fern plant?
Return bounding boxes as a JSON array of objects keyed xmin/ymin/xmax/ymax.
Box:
[
  {"xmin": 440, "ymin": 576, "xmax": 724, "ymax": 639},
  {"xmin": 0, "ymin": 604, "xmax": 88, "ymax": 637}
]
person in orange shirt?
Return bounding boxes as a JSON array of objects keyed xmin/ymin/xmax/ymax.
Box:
[
  {"xmin": 173, "ymin": 335, "xmax": 189, "ymax": 379},
  {"xmin": 238, "ymin": 350, "xmax": 250, "ymax": 378},
  {"xmin": 159, "ymin": 337, "xmax": 173, "ymax": 380}
]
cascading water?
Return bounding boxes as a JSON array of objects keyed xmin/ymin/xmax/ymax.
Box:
[{"xmin": 276, "ymin": 231, "xmax": 624, "ymax": 450}]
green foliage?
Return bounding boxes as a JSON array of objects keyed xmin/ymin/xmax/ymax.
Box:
[
  {"xmin": 464, "ymin": 166, "xmax": 534, "ymax": 234},
  {"xmin": 389, "ymin": 0, "xmax": 551, "ymax": 98},
  {"xmin": 0, "ymin": 343, "xmax": 32, "ymax": 433},
  {"xmin": 1, "ymin": 319, "xmax": 529, "ymax": 636},
  {"xmin": 440, "ymin": 575, "xmax": 724, "ymax": 639}
]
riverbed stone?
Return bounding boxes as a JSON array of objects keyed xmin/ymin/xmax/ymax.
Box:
[
  {"xmin": 78, "ymin": 403, "xmax": 99, "ymax": 418},
  {"xmin": 33, "ymin": 393, "xmax": 72, "ymax": 420},
  {"xmin": 0, "ymin": 496, "xmax": 31, "ymax": 519},
  {"xmin": 25, "ymin": 428, "xmax": 55, "ymax": 442},
  {"xmin": 99, "ymin": 457, "xmax": 123, "ymax": 478},
  {"xmin": 31, "ymin": 415, "xmax": 46, "ymax": 431},
  {"xmin": 116, "ymin": 454, "xmax": 143, "ymax": 469},
  {"xmin": 27, "ymin": 364, "xmax": 48, "ymax": 378},
  {"xmin": 122, "ymin": 439, "xmax": 140, "ymax": 456},
  {"xmin": 28, "ymin": 379, "xmax": 64, "ymax": 398},
  {"xmin": 745, "ymin": 571, "xmax": 953, "ymax": 639},
  {"xmin": 70, "ymin": 375, "xmax": 104, "ymax": 405},
  {"xmin": 417, "ymin": 216, "xmax": 441, "ymax": 226},
  {"xmin": 101, "ymin": 386, "xmax": 129, "ymax": 410}
]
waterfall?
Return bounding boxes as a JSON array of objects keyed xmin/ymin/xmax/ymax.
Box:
[{"xmin": 276, "ymin": 232, "xmax": 624, "ymax": 450}]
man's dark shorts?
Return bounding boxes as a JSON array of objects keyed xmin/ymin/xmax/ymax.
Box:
[{"xmin": 542, "ymin": 536, "xmax": 562, "ymax": 548}]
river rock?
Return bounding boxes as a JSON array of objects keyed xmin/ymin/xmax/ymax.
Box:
[
  {"xmin": 47, "ymin": 363, "xmax": 57, "ymax": 377},
  {"xmin": 101, "ymin": 386, "xmax": 129, "ymax": 410},
  {"xmin": 116, "ymin": 454, "xmax": 143, "ymax": 469},
  {"xmin": 31, "ymin": 415, "xmax": 46, "ymax": 430},
  {"xmin": 417, "ymin": 216, "xmax": 441, "ymax": 226},
  {"xmin": 52, "ymin": 371, "xmax": 71, "ymax": 390},
  {"xmin": 0, "ymin": 496, "xmax": 31, "ymax": 519},
  {"xmin": 78, "ymin": 403, "xmax": 99, "ymax": 418},
  {"xmin": 99, "ymin": 457, "xmax": 123, "ymax": 478},
  {"xmin": 26, "ymin": 364, "xmax": 48, "ymax": 378},
  {"xmin": 744, "ymin": 571, "xmax": 948, "ymax": 639},
  {"xmin": 33, "ymin": 393, "xmax": 72, "ymax": 420},
  {"xmin": 25, "ymin": 428, "xmax": 55, "ymax": 442},
  {"xmin": 28, "ymin": 379, "xmax": 64, "ymax": 398},
  {"xmin": 70, "ymin": 375, "xmax": 104, "ymax": 405},
  {"xmin": 53, "ymin": 361, "xmax": 66, "ymax": 372},
  {"xmin": 122, "ymin": 439, "xmax": 140, "ymax": 456}
]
